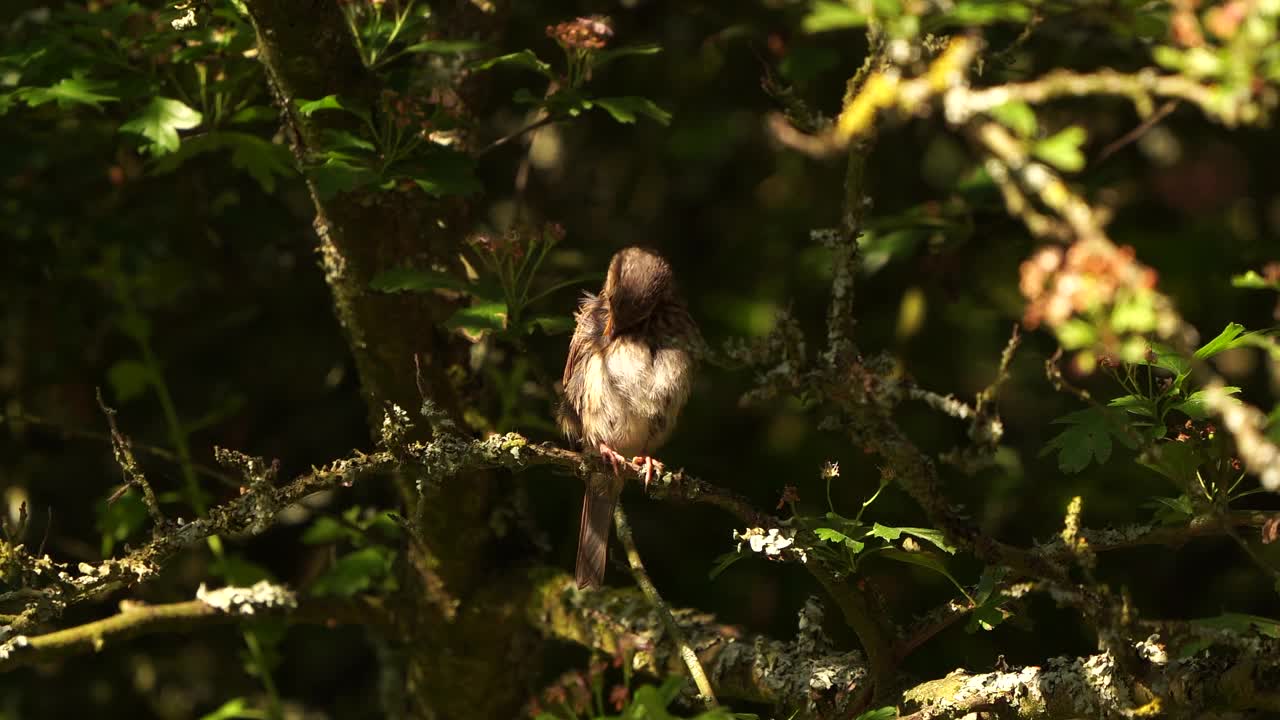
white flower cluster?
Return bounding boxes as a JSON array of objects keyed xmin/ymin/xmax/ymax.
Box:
[{"xmin": 734, "ymin": 527, "xmax": 807, "ymax": 563}]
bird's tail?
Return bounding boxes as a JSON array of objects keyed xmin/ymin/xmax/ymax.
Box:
[{"xmin": 576, "ymin": 485, "xmax": 618, "ymax": 589}]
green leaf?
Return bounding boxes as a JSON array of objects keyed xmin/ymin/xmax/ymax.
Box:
[
  {"xmin": 708, "ymin": 550, "xmax": 745, "ymax": 580},
  {"xmin": 898, "ymin": 527, "xmax": 957, "ymax": 554},
  {"xmin": 879, "ymin": 547, "xmax": 970, "ymax": 601},
  {"xmin": 402, "ymin": 39, "xmax": 489, "ymax": 55},
  {"xmin": 1134, "ymin": 342, "xmax": 1192, "ymax": 382},
  {"xmin": 108, "ymin": 360, "xmax": 153, "ymax": 402},
  {"xmin": 1033, "ymin": 125, "xmax": 1088, "ymax": 172},
  {"xmin": 1193, "ymin": 613, "xmax": 1280, "ymax": 639},
  {"xmin": 297, "ymin": 94, "xmax": 348, "ymax": 116},
  {"xmin": 19, "ymin": 72, "xmax": 117, "ymax": 110},
  {"xmin": 1137, "ymin": 442, "xmax": 1199, "ymax": 489},
  {"xmin": 590, "ymin": 96, "xmax": 672, "ymax": 125},
  {"xmin": 1172, "ymin": 387, "xmax": 1240, "ymax": 420},
  {"xmin": 199, "ymin": 697, "xmax": 256, "ymax": 720},
  {"xmin": 815, "ymin": 527, "xmax": 866, "ymax": 553},
  {"xmin": 301, "ymin": 516, "xmax": 356, "ymax": 545},
  {"xmin": 868, "ymin": 523, "xmax": 901, "ymax": 541},
  {"xmin": 802, "ymin": 1, "xmax": 867, "ymax": 33},
  {"xmin": 319, "ymin": 129, "xmax": 376, "ymax": 153},
  {"xmin": 988, "ymin": 101, "xmax": 1037, "ymax": 138},
  {"xmin": 369, "ymin": 267, "xmax": 469, "ymax": 293},
  {"xmin": 1232, "ymin": 270, "xmax": 1280, "ymax": 291},
  {"xmin": 594, "ymin": 43, "xmax": 663, "ymax": 68},
  {"xmin": 228, "ymin": 105, "xmax": 277, "ymax": 125},
  {"xmin": 931, "ymin": 0, "xmax": 1032, "ymax": 27},
  {"xmin": 470, "ymin": 49, "xmax": 554, "ymax": 78},
  {"xmin": 1109, "ymin": 394, "xmax": 1155, "ymax": 418},
  {"xmin": 1194, "ymin": 322, "xmax": 1247, "ymax": 359},
  {"xmin": 853, "ymin": 708, "xmax": 898, "ymax": 720},
  {"xmin": 407, "ymin": 147, "xmax": 482, "ymax": 197},
  {"xmin": 96, "ymin": 490, "xmax": 149, "ymax": 557},
  {"xmin": 151, "ymin": 131, "xmax": 296, "ymax": 194},
  {"xmin": 1042, "ymin": 407, "xmax": 1134, "ymax": 473},
  {"xmin": 119, "ymin": 97, "xmax": 203, "ymax": 155},
  {"xmin": 310, "ymin": 546, "xmax": 397, "ymax": 597},
  {"xmin": 525, "ymin": 315, "xmax": 576, "ymax": 335},
  {"xmin": 445, "ymin": 302, "xmax": 508, "ymax": 335}
]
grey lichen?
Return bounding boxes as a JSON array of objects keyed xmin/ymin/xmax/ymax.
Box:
[{"xmin": 196, "ymin": 580, "xmax": 298, "ymax": 615}]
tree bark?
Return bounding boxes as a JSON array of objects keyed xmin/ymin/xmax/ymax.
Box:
[{"xmin": 240, "ymin": 1, "xmax": 541, "ymax": 716}]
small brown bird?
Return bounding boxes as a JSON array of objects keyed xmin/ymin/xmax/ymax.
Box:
[{"xmin": 559, "ymin": 246, "xmax": 699, "ymax": 589}]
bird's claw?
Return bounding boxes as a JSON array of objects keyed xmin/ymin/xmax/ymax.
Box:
[
  {"xmin": 598, "ymin": 442, "xmax": 628, "ymax": 477},
  {"xmin": 632, "ymin": 456, "xmax": 664, "ymax": 493}
]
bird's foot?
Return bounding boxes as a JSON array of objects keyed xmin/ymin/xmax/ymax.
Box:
[
  {"xmin": 631, "ymin": 456, "xmax": 664, "ymax": 493},
  {"xmin": 597, "ymin": 442, "xmax": 629, "ymax": 477}
]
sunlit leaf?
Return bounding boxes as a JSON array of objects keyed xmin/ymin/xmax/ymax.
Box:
[
  {"xmin": 1033, "ymin": 125, "xmax": 1088, "ymax": 172},
  {"xmin": 988, "ymin": 101, "xmax": 1037, "ymax": 138},
  {"xmin": 590, "ymin": 96, "xmax": 672, "ymax": 125},
  {"xmin": 802, "ymin": 1, "xmax": 867, "ymax": 33},
  {"xmin": 402, "ymin": 39, "xmax": 489, "ymax": 55},
  {"xmin": 120, "ymin": 97, "xmax": 203, "ymax": 155},
  {"xmin": 470, "ymin": 49, "xmax": 554, "ymax": 78},
  {"xmin": 19, "ymin": 71, "xmax": 117, "ymax": 110},
  {"xmin": 1172, "ymin": 387, "xmax": 1240, "ymax": 420},
  {"xmin": 594, "ymin": 43, "xmax": 663, "ymax": 68},
  {"xmin": 1194, "ymin": 322, "xmax": 1247, "ymax": 359},
  {"xmin": 310, "ymin": 546, "xmax": 397, "ymax": 597},
  {"xmin": 446, "ymin": 302, "xmax": 508, "ymax": 335}
]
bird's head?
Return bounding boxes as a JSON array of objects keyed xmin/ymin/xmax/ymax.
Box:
[{"xmin": 601, "ymin": 246, "xmax": 675, "ymax": 340}]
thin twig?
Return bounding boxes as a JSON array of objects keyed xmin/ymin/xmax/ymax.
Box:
[
  {"xmin": 612, "ymin": 504, "xmax": 718, "ymax": 707},
  {"xmin": 1096, "ymin": 99, "xmax": 1180, "ymax": 164},
  {"xmin": 476, "ymin": 114, "xmax": 557, "ymax": 157},
  {"xmin": 96, "ymin": 389, "xmax": 165, "ymax": 528}
]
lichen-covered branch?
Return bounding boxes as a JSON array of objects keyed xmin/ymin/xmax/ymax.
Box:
[
  {"xmin": 526, "ymin": 570, "xmax": 868, "ymax": 718},
  {"xmin": 0, "ymin": 581, "xmax": 383, "ymax": 672}
]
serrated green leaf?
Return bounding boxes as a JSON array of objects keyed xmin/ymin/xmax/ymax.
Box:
[
  {"xmin": 590, "ymin": 96, "xmax": 672, "ymax": 125},
  {"xmin": 310, "ymin": 546, "xmax": 396, "ymax": 597},
  {"xmin": 988, "ymin": 101, "xmax": 1037, "ymax": 138},
  {"xmin": 120, "ymin": 97, "xmax": 203, "ymax": 155},
  {"xmin": 470, "ymin": 49, "xmax": 554, "ymax": 77},
  {"xmin": 1134, "ymin": 342, "xmax": 1191, "ymax": 380},
  {"xmin": 1137, "ymin": 442, "xmax": 1199, "ymax": 488},
  {"xmin": 1033, "ymin": 125, "xmax": 1088, "ymax": 172},
  {"xmin": 802, "ymin": 1, "xmax": 867, "ymax": 33},
  {"xmin": 446, "ymin": 302, "xmax": 508, "ymax": 334},
  {"xmin": 151, "ymin": 131, "xmax": 295, "ymax": 194},
  {"xmin": 1042, "ymin": 407, "xmax": 1134, "ymax": 473},
  {"xmin": 880, "ymin": 547, "xmax": 970, "ymax": 601},
  {"xmin": 19, "ymin": 72, "xmax": 117, "ymax": 110},
  {"xmin": 1194, "ymin": 322, "xmax": 1247, "ymax": 359},
  {"xmin": 815, "ymin": 527, "xmax": 866, "ymax": 553},
  {"xmin": 898, "ymin": 527, "xmax": 957, "ymax": 554},
  {"xmin": 369, "ymin": 267, "xmax": 469, "ymax": 293},
  {"xmin": 1172, "ymin": 387, "xmax": 1240, "ymax": 420},
  {"xmin": 1109, "ymin": 394, "xmax": 1155, "ymax": 417}
]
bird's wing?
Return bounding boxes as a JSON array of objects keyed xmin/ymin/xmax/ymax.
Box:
[{"xmin": 559, "ymin": 292, "xmax": 604, "ymax": 444}]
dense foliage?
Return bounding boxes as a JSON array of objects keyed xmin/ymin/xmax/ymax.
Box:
[{"xmin": 2, "ymin": 0, "xmax": 1279, "ymax": 718}]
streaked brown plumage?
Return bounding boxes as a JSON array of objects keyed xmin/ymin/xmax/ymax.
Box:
[{"xmin": 559, "ymin": 246, "xmax": 699, "ymax": 589}]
